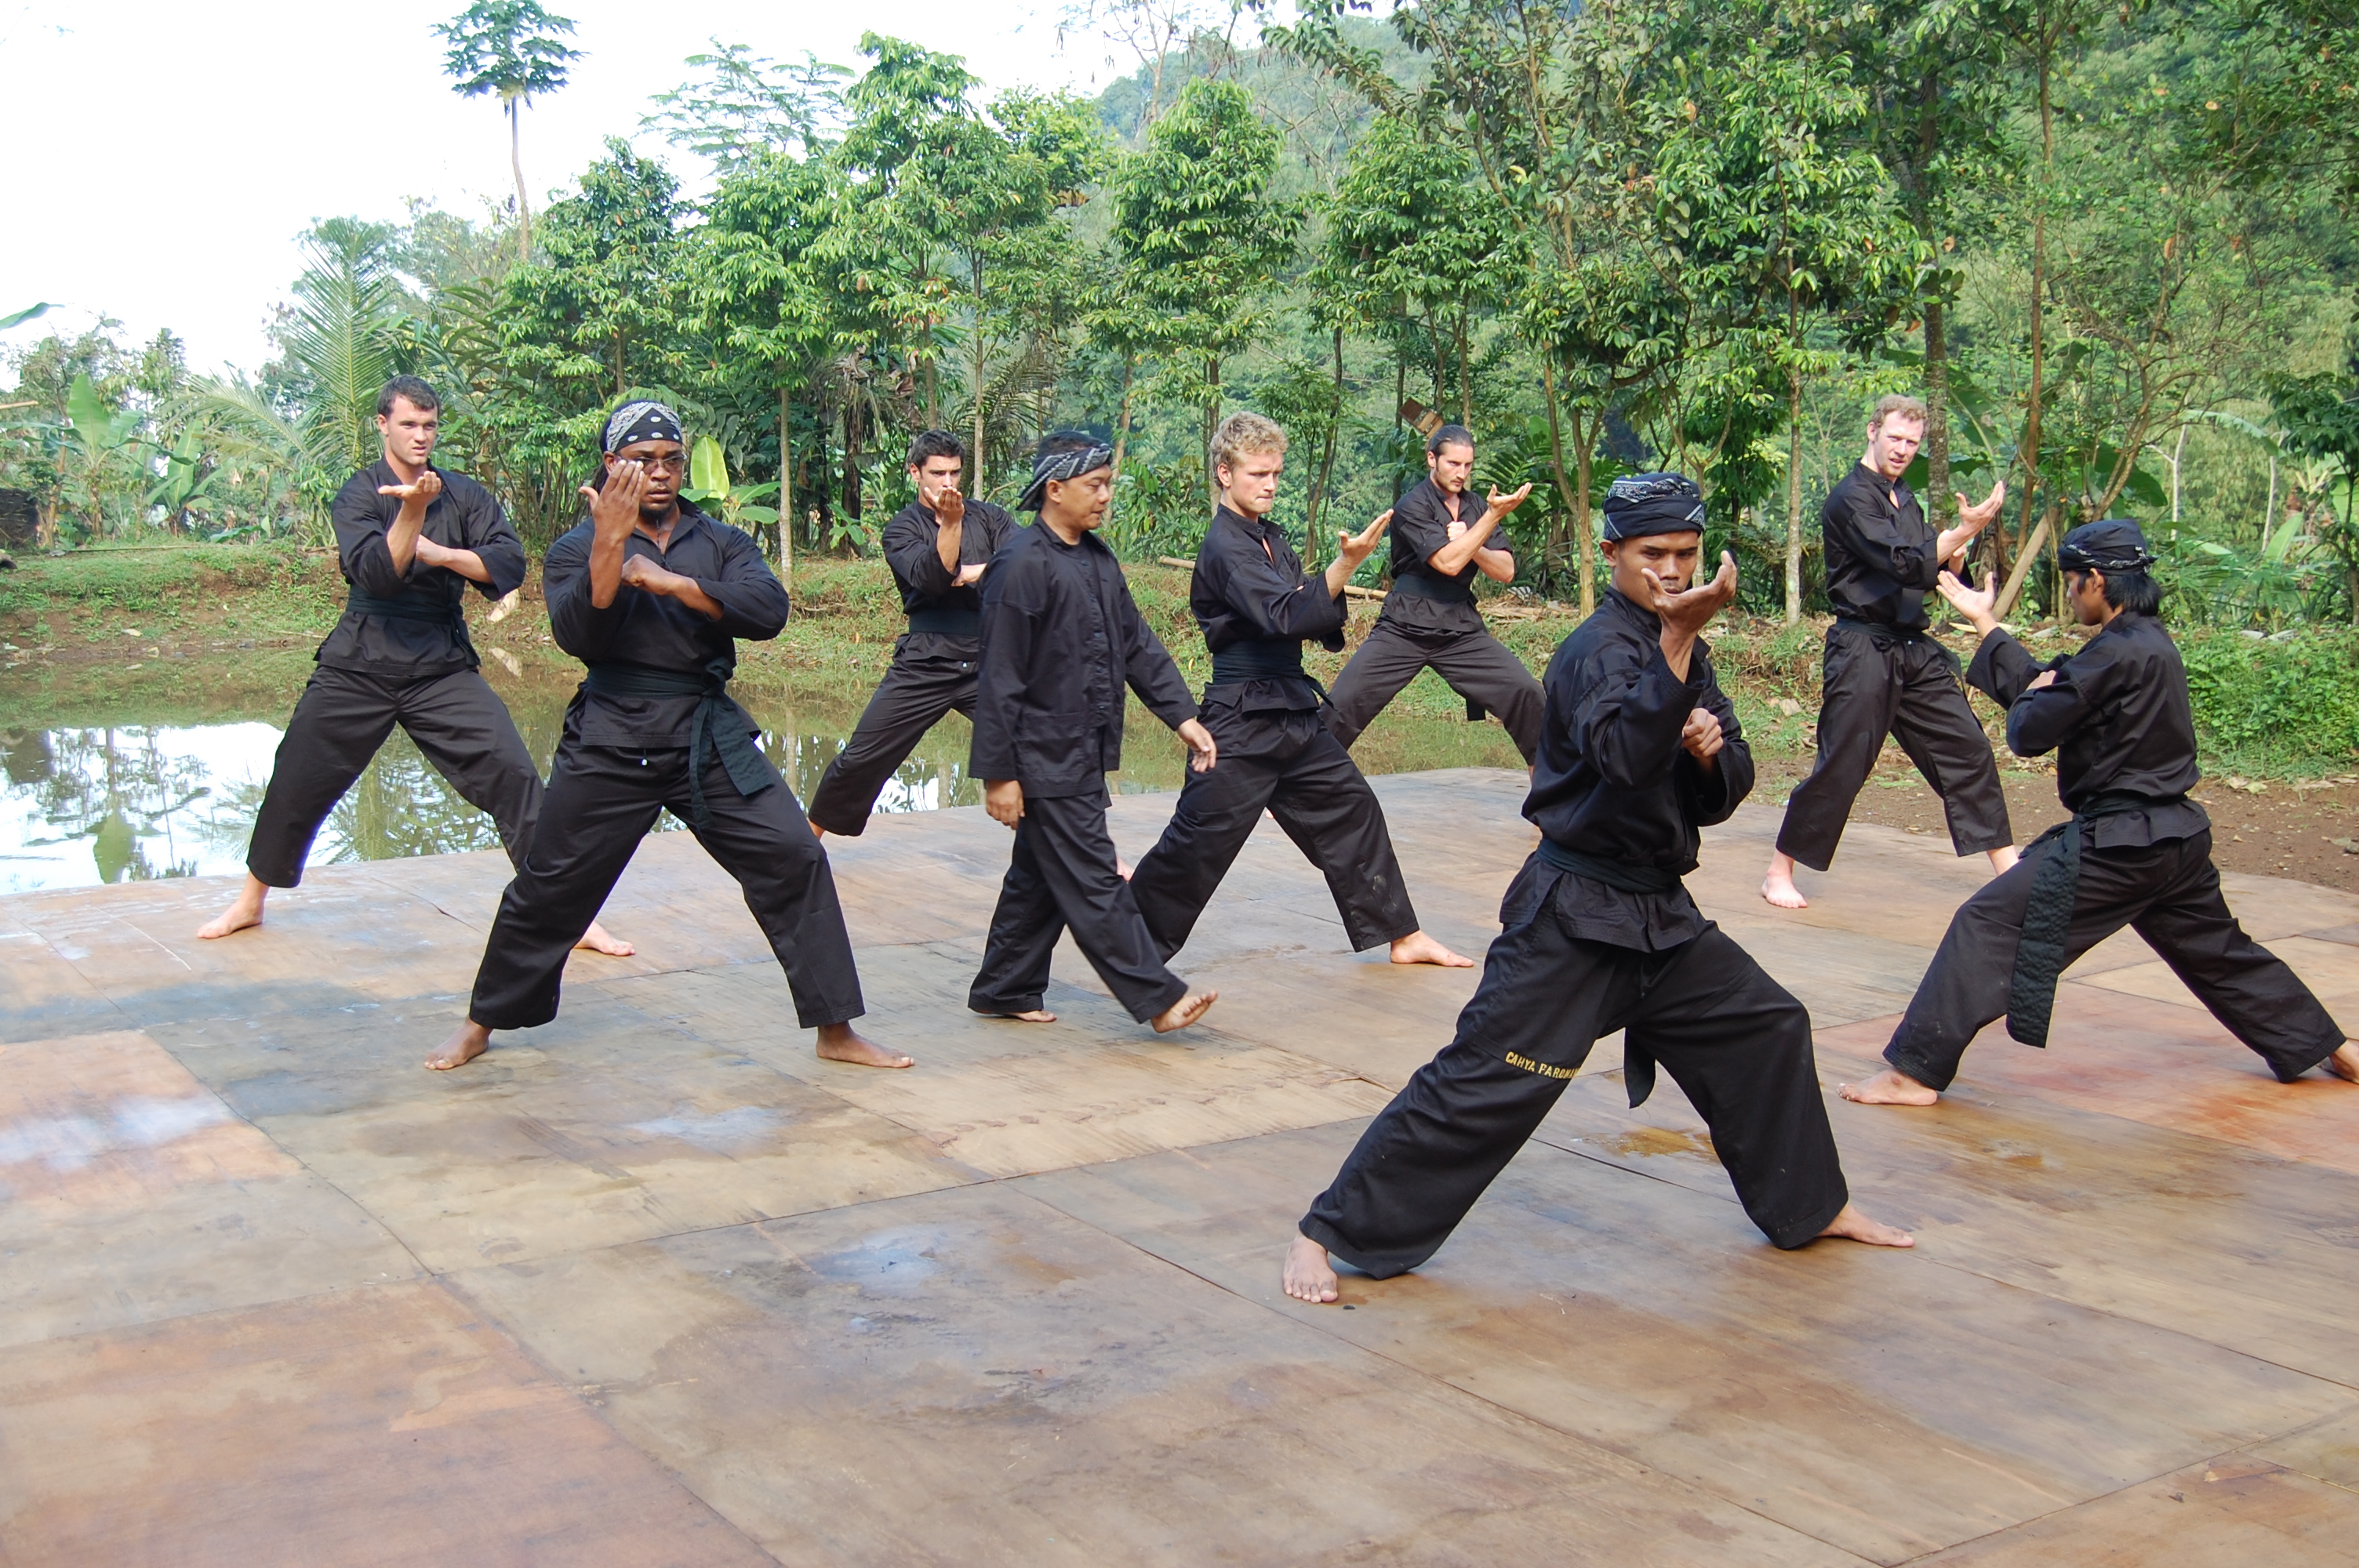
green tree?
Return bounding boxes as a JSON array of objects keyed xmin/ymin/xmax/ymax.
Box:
[
  {"xmin": 436, "ymin": 0, "xmax": 582, "ymax": 263},
  {"xmin": 645, "ymin": 40, "xmax": 849, "ymax": 172},
  {"xmin": 500, "ymin": 138, "xmax": 688, "ymax": 405}
]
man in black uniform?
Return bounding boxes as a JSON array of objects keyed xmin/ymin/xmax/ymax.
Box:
[
  {"xmin": 1284, "ymin": 473, "xmax": 1914, "ymax": 1305},
  {"xmin": 1764, "ymin": 393, "xmax": 2015, "ymax": 909},
  {"xmin": 1128, "ymin": 412, "xmax": 1472, "ymax": 970},
  {"xmin": 807, "ymin": 430, "xmax": 1020, "ymax": 837},
  {"xmin": 966, "ymin": 435, "xmax": 1220, "ymax": 1035},
  {"xmin": 430, "ymin": 401, "xmax": 900, "ymax": 1073},
  {"xmin": 1840, "ymin": 521, "xmax": 2357, "ymax": 1105},
  {"xmin": 1324, "ymin": 424, "xmax": 1544, "ymax": 762},
  {"xmin": 199, "ymin": 376, "xmax": 627, "ymax": 957}
]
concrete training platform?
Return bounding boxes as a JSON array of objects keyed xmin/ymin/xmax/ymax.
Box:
[{"xmin": 4, "ymin": 766, "xmax": 2359, "ymax": 1566}]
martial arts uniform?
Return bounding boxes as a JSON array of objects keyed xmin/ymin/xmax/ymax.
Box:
[
  {"xmin": 466, "ymin": 499, "xmax": 864, "ymax": 1033},
  {"xmin": 805, "ymin": 495, "xmax": 1018, "ymax": 834},
  {"xmin": 1324, "ymin": 476, "xmax": 1544, "ymax": 761},
  {"xmin": 1882, "ymin": 593, "xmax": 2344, "ymax": 1089},
  {"xmin": 1775, "ymin": 463, "xmax": 2011, "ymax": 869},
  {"xmin": 1127, "ymin": 505, "xmax": 1419, "ymax": 956},
  {"xmin": 966, "ymin": 521, "xmax": 1201, "ymax": 1022},
  {"xmin": 245, "ymin": 462, "xmax": 539, "ymax": 887},
  {"xmin": 1301, "ymin": 586, "xmax": 1852, "ymax": 1274}
]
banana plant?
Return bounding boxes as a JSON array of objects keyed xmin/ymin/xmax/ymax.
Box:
[
  {"xmin": 680, "ymin": 435, "xmax": 785, "ymax": 579},
  {"xmin": 146, "ymin": 429, "xmax": 223, "ymax": 529}
]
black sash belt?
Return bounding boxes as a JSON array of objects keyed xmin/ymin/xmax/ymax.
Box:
[
  {"xmin": 1209, "ymin": 638, "xmax": 1330, "ymax": 702},
  {"xmin": 907, "ymin": 605, "xmax": 982, "ymax": 637},
  {"xmin": 1535, "ymin": 837, "xmax": 1685, "ymax": 894},
  {"xmin": 1385, "ymin": 571, "xmax": 1476, "ymax": 604},
  {"xmin": 2006, "ymin": 790, "xmax": 2179, "ymax": 1047},
  {"xmin": 581, "ymin": 658, "xmax": 774, "ymax": 830},
  {"xmin": 347, "ymin": 589, "xmax": 476, "ymax": 665}
]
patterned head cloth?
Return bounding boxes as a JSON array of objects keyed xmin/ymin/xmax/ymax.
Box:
[
  {"xmin": 1016, "ymin": 439, "xmax": 1116, "ymax": 512},
  {"xmin": 2056, "ymin": 518, "xmax": 2156, "ymax": 574},
  {"xmin": 602, "ymin": 400, "xmax": 684, "ymax": 454},
  {"xmin": 1601, "ymin": 472, "xmax": 1707, "ymax": 540}
]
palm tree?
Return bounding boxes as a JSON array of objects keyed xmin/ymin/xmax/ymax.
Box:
[{"xmin": 434, "ymin": 2, "xmax": 581, "ymax": 263}]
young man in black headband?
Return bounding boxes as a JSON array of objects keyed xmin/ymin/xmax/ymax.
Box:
[
  {"xmin": 1285, "ymin": 473, "xmax": 1911, "ymax": 1305},
  {"xmin": 966, "ymin": 433, "xmax": 1219, "ymax": 1034},
  {"xmin": 198, "ymin": 375, "xmax": 629, "ymax": 957},
  {"xmin": 1127, "ymin": 412, "xmax": 1473, "ymax": 969},
  {"xmin": 807, "ymin": 430, "xmax": 1020, "ymax": 837},
  {"xmin": 1763, "ymin": 394, "xmax": 2016, "ymax": 909},
  {"xmin": 1323, "ymin": 424, "xmax": 1547, "ymax": 763},
  {"xmin": 429, "ymin": 401, "xmax": 903, "ymax": 1073},
  {"xmin": 1841, "ymin": 519, "xmax": 2357, "ymax": 1105}
]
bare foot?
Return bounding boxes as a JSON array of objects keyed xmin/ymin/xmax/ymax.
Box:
[
  {"xmin": 1816, "ymin": 1202, "xmax": 1915, "ymax": 1248},
  {"xmin": 1389, "ymin": 930, "xmax": 1475, "ymax": 967},
  {"xmin": 197, "ymin": 876, "xmax": 269, "ymax": 939},
  {"xmin": 1117, "ymin": 855, "xmax": 1134, "ymax": 881},
  {"xmin": 1283, "ymin": 1233, "xmax": 1339, "ymax": 1303},
  {"xmin": 1987, "ymin": 844, "xmax": 2019, "ymax": 874},
  {"xmin": 1151, "ymin": 989, "xmax": 1217, "ymax": 1033},
  {"xmin": 1839, "ymin": 1067, "xmax": 1941, "ymax": 1105},
  {"xmin": 427, "ymin": 1021, "xmax": 492, "ymax": 1071},
  {"xmin": 976, "ymin": 1007, "xmax": 1058, "ymax": 1023},
  {"xmin": 573, "ymin": 919, "xmax": 635, "ymax": 957},
  {"xmin": 1761, "ymin": 852, "xmax": 1808, "ymax": 909},
  {"xmin": 816, "ymin": 1022, "xmax": 913, "ymax": 1069},
  {"xmin": 2322, "ymin": 1042, "xmax": 2359, "ymax": 1083}
]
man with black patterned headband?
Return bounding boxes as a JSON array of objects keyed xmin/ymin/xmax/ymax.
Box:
[
  {"xmin": 1284, "ymin": 473, "xmax": 1912, "ymax": 1306},
  {"xmin": 1322, "ymin": 423, "xmax": 1546, "ymax": 763},
  {"xmin": 428, "ymin": 400, "xmax": 903, "ymax": 1073},
  {"xmin": 1762, "ymin": 393, "xmax": 2016, "ymax": 909},
  {"xmin": 806, "ymin": 430, "xmax": 1019, "ymax": 837},
  {"xmin": 198, "ymin": 375, "xmax": 630, "ymax": 957},
  {"xmin": 966, "ymin": 433, "xmax": 1220, "ymax": 1034},
  {"xmin": 1841, "ymin": 519, "xmax": 2357, "ymax": 1107}
]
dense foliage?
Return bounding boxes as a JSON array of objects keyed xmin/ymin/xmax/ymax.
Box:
[{"xmin": 5, "ymin": 0, "xmax": 2357, "ymax": 632}]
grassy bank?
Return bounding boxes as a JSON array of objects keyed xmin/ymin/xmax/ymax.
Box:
[{"xmin": 5, "ymin": 541, "xmax": 2355, "ymax": 777}]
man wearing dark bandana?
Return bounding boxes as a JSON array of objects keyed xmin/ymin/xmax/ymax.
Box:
[
  {"xmin": 429, "ymin": 401, "xmax": 903, "ymax": 1072},
  {"xmin": 1841, "ymin": 520, "xmax": 2357, "ymax": 1105},
  {"xmin": 1127, "ymin": 412, "xmax": 1474, "ymax": 970},
  {"xmin": 1322, "ymin": 424, "xmax": 1547, "ymax": 762},
  {"xmin": 1285, "ymin": 474, "xmax": 1913, "ymax": 1305},
  {"xmin": 198, "ymin": 376, "xmax": 629, "ymax": 958},
  {"xmin": 966, "ymin": 433, "xmax": 1220, "ymax": 1034},
  {"xmin": 806, "ymin": 430, "xmax": 1020, "ymax": 837},
  {"xmin": 1763, "ymin": 394, "xmax": 2016, "ymax": 910}
]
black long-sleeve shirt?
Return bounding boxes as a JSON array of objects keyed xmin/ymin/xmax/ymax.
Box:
[
  {"xmin": 970, "ymin": 522, "xmax": 1198, "ymax": 797},
  {"xmin": 1966, "ymin": 613, "xmax": 2210, "ymax": 848},
  {"xmin": 1193, "ymin": 505, "xmax": 1344, "ymax": 713},
  {"xmin": 1822, "ymin": 463, "xmax": 1942, "ymax": 630},
  {"xmin": 544, "ymin": 503, "xmax": 789, "ymax": 749},
  {"xmin": 879, "ymin": 497, "xmax": 1019, "ymax": 622},
  {"xmin": 1521, "ymin": 588, "xmax": 1752, "ymax": 949},
  {"xmin": 1378, "ymin": 477, "xmax": 1491, "ymax": 634},
  {"xmin": 318, "ymin": 461, "xmax": 526, "ymax": 677}
]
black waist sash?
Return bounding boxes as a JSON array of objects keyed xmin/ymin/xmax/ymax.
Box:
[
  {"xmin": 907, "ymin": 605, "xmax": 982, "ymax": 637},
  {"xmin": 580, "ymin": 658, "xmax": 774, "ymax": 829},
  {"xmin": 1831, "ymin": 614, "xmax": 1931, "ymax": 647},
  {"xmin": 1535, "ymin": 836, "xmax": 1685, "ymax": 895},
  {"xmin": 346, "ymin": 589, "xmax": 476, "ymax": 664},
  {"xmin": 1385, "ymin": 571, "xmax": 1476, "ymax": 604},
  {"xmin": 2006, "ymin": 790, "xmax": 2183, "ymax": 1047},
  {"xmin": 1208, "ymin": 637, "xmax": 1328, "ymax": 697}
]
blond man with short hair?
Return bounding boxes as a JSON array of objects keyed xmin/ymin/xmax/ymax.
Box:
[{"xmin": 1762, "ymin": 394, "xmax": 2017, "ymax": 909}]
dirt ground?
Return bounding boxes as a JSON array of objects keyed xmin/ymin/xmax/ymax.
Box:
[{"xmin": 1755, "ymin": 752, "xmax": 2359, "ymax": 894}]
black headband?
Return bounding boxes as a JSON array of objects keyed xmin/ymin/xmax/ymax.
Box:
[
  {"xmin": 1017, "ymin": 443, "xmax": 1114, "ymax": 512},
  {"xmin": 603, "ymin": 400, "xmax": 683, "ymax": 453},
  {"xmin": 2057, "ymin": 519, "xmax": 2155, "ymax": 573},
  {"xmin": 1601, "ymin": 472, "xmax": 1707, "ymax": 540}
]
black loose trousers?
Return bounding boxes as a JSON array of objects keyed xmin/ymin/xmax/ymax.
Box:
[
  {"xmin": 805, "ymin": 633, "xmax": 979, "ymax": 835},
  {"xmin": 1302, "ymin": 859, "xmax": 1851, "ymax": 1275},
  {"xmin": 469, "ymin": 717, "xmax": 863, "ymax": 1032},
  {"xmin": 248, "ymin": 665, "xmax": 542, "ymax": 887},
  {"xmin": 1884, "ymin": 829, "xmax": 2344, "ymax": 1090},
  {"xmin": 1776, "ymin": 620, "xmax": 2012, "ymax": 869},
  {"xmin": 1324, "ymin": 617, "xmax": 1546, "ymax": 763},
  {"xmin": 1129, "ymin": 705, "xmax": 1417, "ymax": 957},
  {"xmin": 967, "ymin": 786, "xmax": 1189, "ymax": 1023}
]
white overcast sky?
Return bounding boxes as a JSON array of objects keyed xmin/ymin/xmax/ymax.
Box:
[{"xmin": 0, "ymin": 0, "xmax": 1165, "ymax": 380}]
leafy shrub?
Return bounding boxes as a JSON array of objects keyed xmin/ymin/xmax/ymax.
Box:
[{"xmin": 2179, "ymin": 626, "xmax": 2359, "ymax": 766}]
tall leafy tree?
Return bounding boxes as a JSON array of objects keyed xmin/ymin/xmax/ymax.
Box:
[
  {"xmin": 500, "ymin": 138, "xmax": 688, "ymax": 405},
  {"xmin": 436, "ymin": 0, "xmax": 582, "ymax": 263}
]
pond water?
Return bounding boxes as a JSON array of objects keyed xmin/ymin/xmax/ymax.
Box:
[{"xmin": 0, "ymin": 652, "xmax": 1519, "ymax": 895}]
